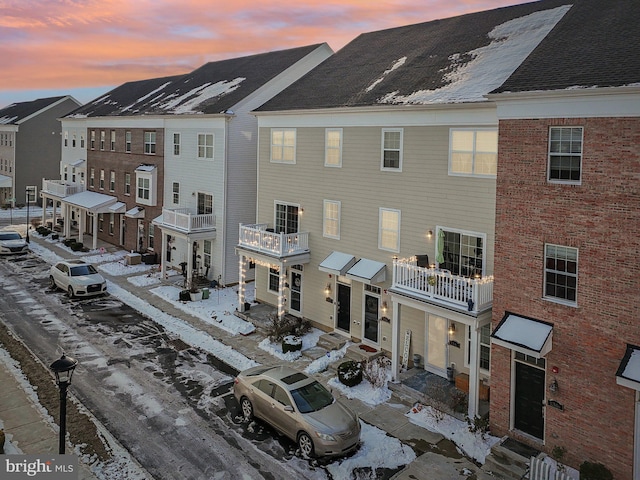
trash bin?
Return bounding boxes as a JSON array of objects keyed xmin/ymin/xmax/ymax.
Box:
[{"xmin": 201, "ymin": 287, "xmax": 209, "ymax": 299}]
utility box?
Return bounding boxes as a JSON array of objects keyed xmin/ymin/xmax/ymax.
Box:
[{"xmin": 126, "ymin": 253, "xmax": 142, "ymax": 265}]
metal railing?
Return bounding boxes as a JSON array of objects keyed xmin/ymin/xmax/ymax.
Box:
[{"xmin": 238, "ymin": 223, "xmax": 309, "ymax": 256}]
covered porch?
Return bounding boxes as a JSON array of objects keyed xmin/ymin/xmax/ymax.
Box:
[{"xmin": 40, "ymin": 179, "xmax": 86, "ymax": 229}]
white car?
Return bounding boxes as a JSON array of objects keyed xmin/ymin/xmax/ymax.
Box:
[
  {"xmin": 49, "ymin": 260, "xmax": 107, "ymax": 297},
  {"xmin": 0, "ymin": 230, "xmax": 29, "ymax": 255}
]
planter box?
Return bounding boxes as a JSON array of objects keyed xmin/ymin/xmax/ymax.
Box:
[{"xmin": 190, "ymin": 291, "xmax": 203, "ymax": 301}]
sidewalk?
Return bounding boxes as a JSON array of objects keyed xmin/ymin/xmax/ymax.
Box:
[{"xmin": 2, "ymin": 232, "xmax": 498, "ymax": 480}]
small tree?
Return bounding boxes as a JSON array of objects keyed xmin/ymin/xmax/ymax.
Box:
[{"xmin": 362, "ymin": 356, "xmax": 391, "ymax": 389}]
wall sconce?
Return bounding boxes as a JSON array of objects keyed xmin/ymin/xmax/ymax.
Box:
[
  {"xmin": 299, "ymin": 207, "xmax": 304, "ymax": 215},
  {"xmin": 324, "ymin": 283, "xmax": 332, "ymax": 296},
  {"xmin": 381, "ymin": 301, "xmax": 388, "ymax": 313},
  {"xmin": 448, "ymin": 322, "xmax": 456, "ymax": 336},
  {"xmin": 549, "ymin": 378, "xmax": 559, "ymax": 393},
  {"xmin": 427, "ymin": 230, "xmax": 433, "ymax": 239}
]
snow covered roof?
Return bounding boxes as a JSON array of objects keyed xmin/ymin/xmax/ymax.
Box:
[
  {"xmin": 616, "ymin": 345, "xmax": 640, "ymax": 391},
  {"xmin": 346, "ymin": 258, "xmax": 386, "ymax": 285},
  {"xmin": 0, "ymin": 96, "xmax": 75, "ymax": 124},
  {"xmin": 67, "ymin": 44, "xmax": 327, "ymax": 118},
  {"xmin": 63, "ymin": 191, "xmax": 117, "ymax": 211},
  {"xmin": 491, "ymin": 312, "xmax": 553, "ymax": 359},
  {"xmin": 319, "ymin": 251, "xmax": 357, "ymax": 275}
]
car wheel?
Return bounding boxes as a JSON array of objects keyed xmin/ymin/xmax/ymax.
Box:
[
  {"xmin": 240, "ymin": 397, "xmax": 254, "ymax": 421},
  {"xmin": 67, "ymin": 286, "xmax": 75, "ymax": 298},
  {"xmin": 297, "ymin": 432, "xmax": 315, "ymax": 458},
  {"xmin": 49, "ymin": 276, "xmax": 57, "ymax": 290}
]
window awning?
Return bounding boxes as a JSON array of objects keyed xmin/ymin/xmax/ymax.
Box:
[
  {"xmin": 491, "ymin": 312, "xmax": 553, "ymax": 359},
  {"xmin": 0, "ymin": 174, "xmax": 12, "ymax": 188},
  {"xmin": 319, "ymin": 251, "xmax": 357, "ymax": 276},
  {"xmin": 346, "ymin": 258, "xmax": 386, "ymax": 285},
  {"xmin": 108, "ymin": 202, "xmax": 126, "ymax": 214},
  {"xmin": 63, "ymin": 191, "xmax": 118, "ymax": 212},
  {"xmin": 125, "ymin": 206, "xmax": 145, "ymax": 219},
  {"xmin": 70, "ymin": 159, "xmax": 86, "ymax": 168},
  {"xmin": 616, "ymin": 344, "xmax": 640, "ymax": 391},
  {"xmin": 136, "ymin": 165, "xmax": 156, "ymax": 172}
]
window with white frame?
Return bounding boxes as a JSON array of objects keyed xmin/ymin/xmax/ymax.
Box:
[
  {"xmin": 99, "ymin": 169, "xmax": 105, "ymax": 190},
  {"xmin": 98, "ymin": 213, "xmax": 104, "ymax": 231},
  {"xmin": 197, "ymin": 133, "xmax": 213, "ymax": 159},
  {"xmin": 109, "ymin": 171, "xmax": 115, "ymax": 191},
  {"xmin": 72, "ymin": 133, "xmax": 76, "ymax": 148},
  {"xmin": 90, "ymin": 168, "xmax": 95, "ymax": 187},
  {"xmin": 467, "ymin": 324, "xmax": 491, "ymax": 372},
  {"xmin": 64, "ymin": 131, "xmax": 68, "ymax": 147},
  {"xmin": 124, "ymin": 173, "xmax": 131, "ymax": 195},
  {"xmin": 80, "ymin": 135, "xmax": 85, "ymax": 148},
  {"xmin": 270, "ymin": 129, "xmax": 296, "ymax": 163},
  {"xmin": 325, "ymin": 128, "xmax": 342, "ymax": 167},
  {"xmin": 90, "ymin": 130, "xmax": 95, "ymax": 150},
  {"xmin": 548, "ymin": 126, "xmax": 582, "ymax": 183},
  {"xmin": 109, "ymin": 213, "xmax": 114, "ymax": 235},
  {"xmin": 100, "ymin": 130, "xmax": 105, "ymax": 150},
  {"xmin": 172, "ymin": 182, "xmax": 179, "ymax": 204},
  {"xmin": 148, "ymin": 224, "xmax": 154, "ymax": 250},
  {"xmin": 381, "ymin": 128, "xmax": 403, "ymax": 170},
  {"xmin": 449, "ymin": 129, "xmax": 497, "ymax": 177},
  {"xmin": 203, "ymin": 240, "xmax": 212, "ymax": 269},
  {"xmin": 110, "ymin": 130, "xmax": 116, "ymax": 151},
  {"xmin": 144, "ymin": 131, "xmax": 156, "ymax": 154},
  {"xmin": 137, "ymin": 177, "xmax": 150, "ymax": 200},
  {"xmin": 439, "ymin": 227, "xmax": 485, "ymax": 277},
  {"xmin": 63, "ymin": 166, "xmax": 68, "ymax": 181},
  {"xmin": 268, "ymin": 267, "xmax": 279, "ymax": 293},
  {"xmin": 275, "ymin": 202, "xmax": 299, "ymax": 234},
  {"xmin": 125, "ymin": 131, "xmax": 131, "ymax": 153},
  {"xmin": 379, "ymin": 208, "xmax": 400, "ymax": 252},
  {"xmin": 323, "ymin": 200, "xmax": 340, "ymax": 239},
  {"xmin": 544, "ymin": 244, "xmax": 578, "ymax": 304},
  {"xmin": 173, "ymin": 133, "xmax": 180, "ymax": 156},
  {"xmin": 71, "ymin": 167, "xmax": 76, "ymax": 183},
  {"xmin": 197, "ymin": 192, "xmax": 213, "ymax": 214}
]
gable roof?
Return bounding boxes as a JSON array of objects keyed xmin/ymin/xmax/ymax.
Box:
[
  {"xmin": 68, "ymin": 44, "xmax": 328, "ymax": 118},
  {"xmin": 493, "ymin": 0, "xmax": 640, "ymax": 93},
  {"xmin": 257, "ymin": 0, "xmax": 572, "ymax": 112},
  {"xmin": 0, "ymin": 96, "xmax": 74, "ymax": 125}
]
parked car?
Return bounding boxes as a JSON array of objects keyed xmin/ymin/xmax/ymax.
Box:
[
  {"xmin": 233, "ymin": 365, "xmax": 361, "ymax": 457},
  {"xmin": 0, "ymin": 230, "xmax": 29, "ymax": 255},
  {"xmin": 49, "ymin": 260, "xmax": 107, "ymax": 297}
]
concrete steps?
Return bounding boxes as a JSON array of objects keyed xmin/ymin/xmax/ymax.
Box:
[{"xmin": 482, "ymin": 437, "xmax": 532, "ymax": 480}]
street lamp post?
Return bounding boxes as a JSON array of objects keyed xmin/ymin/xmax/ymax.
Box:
[
  {"xmin": 25, "ymin": 187, "xmax": 30, "ymax": 243},
  {"xmin": 49, "ymin": 354, "xmax": 78, "ymax": 454}
]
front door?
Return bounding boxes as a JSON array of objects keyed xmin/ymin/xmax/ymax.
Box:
[
  {"xmin": 363, "ymin": 293, "xmax": 379, "ymax": 344},
  {"xmin": 336, "ymin": 283, "xmax": 351, "ymax": 333},
  {"xmin": 426, "ymin": 315, "xmax": 447, "ymax": 376},
  {"xmin": 514, "ymin": 360, "xmax": 545, "ymax": 439},
  {"xmin": 289, "ymin": 269, "xmax": 302, "ymax": 314}
]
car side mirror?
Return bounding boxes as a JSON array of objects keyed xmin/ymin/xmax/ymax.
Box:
[{"xmin": 284, "ymin": 405, "xmax": 294, "ymax": 412}]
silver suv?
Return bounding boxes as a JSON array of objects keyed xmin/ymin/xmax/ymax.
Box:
[
  {"xmin": 233, "ymin": 365, "xmax": 361, "ymax": 458},
  {"xmin": 49, "ymin": 259, "xmax": 107, "ymax": 297}
]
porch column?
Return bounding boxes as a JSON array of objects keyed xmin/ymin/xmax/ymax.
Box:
[
  {"xmin": 160, "ymin": 230, "xmax": 167, "ymax": 279},
  {"xmin": 91, "ymin": 212, "xmax": 98, "ymax": 250},
  {"xmin": 64, "ymin": 204, "xmax": 71, "ymax": 238},
  {"xmin": 278, "ymin": 262, "xmax": 286, "ymax": 320},
  {"xmin": 41, "ymin": 197, "xmax": 46, "ymax": 226},
  {"xmin": 391, "ymin": 301, "xmax": 401, "ymax": 381},
  {"xmin": 186, "ymin": 238, "xmax": 194, "ymax": 288},
  {"xmin": 238, "ymin": 255, "xmax": 246, "ymax": 312},
  {"xmin": 468, "ymin": 322, "xmax": 480, "ymax": 419},
  {"xmin": 52, "ymin": 200, "xmax": 57, "ymax": 227},
  {"xmin": 78, "ymin": 210, "xmax": 85, "ymax": 245}
]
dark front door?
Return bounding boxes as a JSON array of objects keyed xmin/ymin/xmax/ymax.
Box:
[
  {"xmin": 514, "ymin": 361, "xmax": 545, "ymax": 439},
  {"xmin": 336, "ymin": 283, "xmax": 351, "ymax": 333}
]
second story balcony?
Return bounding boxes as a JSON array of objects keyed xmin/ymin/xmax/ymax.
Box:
[
  {"xmin": 238, "ymin": 223, "xmax": 309, "ymax": 258},
  {"xmin": 156, "ymin": 208, "xmax": 216, "ymax": 233},
  {"xmin": 42, "ymin": 179, "xmax": 85, "ymax": 198},
  {"xmin": 391, "ymin": 257, "xmax": 493, "ymax": 314}
]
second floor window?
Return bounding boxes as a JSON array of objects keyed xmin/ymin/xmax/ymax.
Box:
[
  {"xmin": 323, "ymin": 200, "xmax": 340, "ymax": 239},
  {"xmin": 438, "ymin": 228, "xmax": 484, "ymax": 277},
  {"xmin": 379, "ymin": 208, "xmax": 400, "ymax": 252},
  {"xmin": 450, "ymin": 129, "xmax": 497, "ymax": 177},
  {"xmin": 80, "ymin": 135, "xmax": 85, "ymax": 148},
  {"xmin": 548, "ymin": 126, "xmax": 582, "ymax": 183},
  {"xmin": 197, "ymin": 192, "xmax": 213, "ymax": 214},
  {"xmin": 271, "ymin": 129, "xmax": 296, "ymax": 163},
  {"xmin": 100, "ymin": 130, "xmax": 105, "ymax": 150},
  {"xmin": 325, "ymin": 129, "xmax": 342, "ymax": 167},
  {"xmin": 72, "ymin": 134, "xmax": 76, "ymax": 148},
  {"xmin": 109, "ymin": 171, "xmax": 115, "ymax": 191},
  {"xmin": 144, "ymin": 131, "xmax": 156, "ymax": 154},
  {"xmin": 381, "ymin": 129, "xmax": 403, "ymax": 170},
  {"xmin": 110, "ymin": 130, "xmax": 116, "ymax": 151},
  {"xmin": 124, "ymin": 173, "xmax": 131, "ymax": 195},
  {"xmin": 99, "ymin": 169, "xmax": 105, "ymax": 189},
  {"xmin": 172, "ymin": 182, "xmax": 179, "ymax": 204},
  {"xmin": 544, "ymin": 244, "xmax": 578, "ymax": 305},
  {"xmin": 90, "ymin": 168, "xmax": 95, "ymax": 187},
  {"xmin": 173, "ymin": 133, "xmax": 180, "ymax": 156},
  {"xmin": 125, "ymin": 131, "xmax": 131, "ymax": 153},
  {"xmin": 275, "ymin": 203, "xmax": 298, "ymax": 234},
  {"xmin": 90, "ymin": 131, "xmax": 95, "ymax": 150},
  {"xmin": 198, "ymin": 133, "xmax": 213, "ymax": 159},
  {"xmin": 138, "ymin": 177, "xmax": 150, "ymax": 200}
]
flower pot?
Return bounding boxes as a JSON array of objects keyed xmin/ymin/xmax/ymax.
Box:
[{"xmin": 190, "ymin": 290, "xmax": 202, "ymax": 301}]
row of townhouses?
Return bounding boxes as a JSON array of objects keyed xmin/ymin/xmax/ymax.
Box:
[{"xmin": 0, "ymin": 0, "xmax": 638, "ymax": 477}]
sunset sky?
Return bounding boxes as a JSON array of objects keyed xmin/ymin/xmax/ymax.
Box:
[{"xmin": 1, "ymin": 0, "xmax": 523, "ymax": 108}]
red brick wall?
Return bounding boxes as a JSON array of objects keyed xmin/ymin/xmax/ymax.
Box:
[{"xmin": 491, "ymin": 117, "xmax": 640, "ymax": 479}]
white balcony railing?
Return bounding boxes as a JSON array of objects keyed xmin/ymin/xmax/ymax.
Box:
[
  {"xmin": 392, "ymin": 258, "xmax": 493, "ymax": 313},
  {"xmin": 238, "ymin": 223, "xmax": 309, "ymax": 257},
  {"xmin": 159, "ymin": 208, "xmax": 215, "ymax": 232},
  {"xmin": 41, "ymin": 179, "xmax": 85, "ymax": 197}
]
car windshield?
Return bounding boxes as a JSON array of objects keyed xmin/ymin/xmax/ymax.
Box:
[
  {"xmin": 70, "ymin": 265, "xmax": 98, "ymax": 276},
  {"xmin": 0, "ymin": 232, "xmax": 21, "ymax": 240},
  {"xmin": 290, "ymin": 380, "xmax": 334, "ymax": 413}
]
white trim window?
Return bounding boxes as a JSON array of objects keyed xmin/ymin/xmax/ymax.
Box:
[
  {"xmin": 148, "ymin": 224, "xmax": 155, "ymax": 250},
  {"xmin": 275, "ymin": 202, "xmax": 299, "ymax": 234},
  {"xmin": 449, "ymin": 128, "xmax": 497, "ymax": 177},
  {"xmin": 325, "ymin": 128, "xmax": 342, "ymax": 167},
  {"xmin": 466, "ymin": 324, "xmax": 491, "ymax": 372},
  {"xmin": 100, "ymin": 130, "xmax": 105, "ymax": 150},
  {"xmin": 98, "ymin": 213, "xmax": 104, "ymax": 232},
  {"xmin": 548, "ymin": 126, "xmax": 583, "ymax": 184},
  {"xmin": 90, "ymin": 168, "xmax": 95, "ymax": 187},
  {"xmin": 72, "ymin": 133, "xmax": 76, "ymax": 148},
  {"xmin": 379, "ymin": 208, "xmax": 400, "ymax": 252},
  {"xmin": 203, "ymin": 240, "xmax": 212, "ymax": 269},
  {"xmin": 198, "ymin": 133, "xmax": 213, "ymax": 159},
  {"xmin": 125, "ymin": 131, "xmax": 131, "ymax": 153},
  {"xmin": 268, "ymin": 267, "xmax": 279, "ymax": 293},
  {"xmin": 197, "ymin": 192, "xmax": 213, "ymax": 215},
  {"xmin": 110, "ymin": 130, "xmax": 116, "ymax": 151},
  {"xmin": 544, "ymin": 244, "xmax": 578, "ymax": 305},
  {"xmin": 144, "ymin": 131, "xmax": 156, "ymax": 155},
  {"xmin": 438, "ymin": 227, "xmax": 485, "ymax": 277},
  {"xmin": 90, "ymin": 130, "xmax": 95, "ymax": 150},
  {"xmin": 124, "ymin": 173, "xmax": 131, "ymax": 195},
  {"xmin": 381, "ymin": 128, "xmax": 402, "ymax": 171},
  {"xmin": 323, "ymin": 200, "xmax": 341, "ymax": 239},
  {"xmin": 80, "ymin": 134, "xmax": 85, "ymax": 148},
  {"xmin": 64, "ymin": 131, "xmax": 68, "ymax": 147},
  {"xmin": 137, "ymin": 177, "xmax": 150, "ymax": 200},
  {"xmin": 109, "ymin": 213, "xmax": 115, "ymax": 235},
  {"xmin": 109, "ymin": 171, "xmax": 115, "ymax": 192},
  {"xmin": 173, "ymin": 133, "xmax": 180, "ymax": 156},
  {"xmin": 270, "ymin": 128, "xmax": 296, "ymax": 163},
  {"xmin": 172, "ymin": 182, "xmax": 179, "ymax": 205},
  {"xmin": 99, "ymin": 169, "xmax": 105, "ymax": 190}
]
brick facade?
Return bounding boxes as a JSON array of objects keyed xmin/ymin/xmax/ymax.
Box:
[
  {"xmin": 491, "ymin": 117, "xmax": 640, "ymax": 479},
  {"xmin": 86, "ymin": 127, "xmax": 164, "ymax": 253}
]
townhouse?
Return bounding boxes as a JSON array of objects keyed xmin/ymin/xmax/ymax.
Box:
[
  {"xmin": 45, "ymin": 44, "xmax": 332, "ymax": 286},
  {"xmin": 0, "ymin": 96, "xmax": 81, "ymax": 209},
  {"xmin": 236, "ymin": 0, "xmax": 572, "ymax": 419}
]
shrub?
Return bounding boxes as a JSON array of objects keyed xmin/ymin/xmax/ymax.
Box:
[
  {"xmin": 63, "ymin": 238, "xmax": 76, "ymax": 247},
  {"xmin": 36, "ymin": 226, "xmax": 51, "ymax": 236},
  {"xmin": 337, "ymin": 360, "xmax": 363, "ymax": 387},
  {"xmin": 362, "ymin": 356, "xmax": 391, "ymax": 389},
  {"xmin": 265, "ymin": 313, "xmax": 312, "ymax": 343},
  {"xmin": 70, "ymin": 242, "xmax": 84, "ymax": 252},
  {"xmin": 580, "ymin": 462, "xmax": 613, "ymax": 480},
  {"xmin": 178, "ymin": 289, "xmax": 191, "ymax": 302},
  {"xmin": 465, "ymin": 414, "xmax": 490, "ymax": 438},
  {"xmin": 282, "ymin": 335, "xmax": 302, "ymax": 353}
]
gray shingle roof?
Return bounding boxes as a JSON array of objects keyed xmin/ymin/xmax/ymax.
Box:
[
  {"xmin": 68, "ymin": 44, "xmax": 325, "ymax": 118},
  {"xmin": 0, "ymin": 96, "xmax": 68, "ymax": 124}
]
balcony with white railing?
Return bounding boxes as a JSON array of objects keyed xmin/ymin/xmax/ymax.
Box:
[
  {"xmin": 391, "ymin": 258, "xmax": 493, "ymax": 314},
  {"xmin": 41, "ymin": 179, "xmax": 85, "ymax": 197},
  {"xmin": 238, "ymin": 223, "xmax": 310, "ymax": 257},
  {"xmin": 157, "ymin": 208, "xmax": 216, "ymax": 233}
]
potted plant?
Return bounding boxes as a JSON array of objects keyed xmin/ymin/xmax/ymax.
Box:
[
  {"xmin": 282, "ymin": 335, "xmax": 302, "ymax": 354},
  {"xmin": 189, "ymin": 282, "xmax": 202, "ymax": 301},
  {"xmin": 337, "ymin": 360, "xmax": 363, "ymax": 387}
]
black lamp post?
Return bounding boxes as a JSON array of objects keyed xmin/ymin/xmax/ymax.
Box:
[
  {"xmin": 25, "ymin": 187, "xmax": 30, "ymax": 243},
  {"xmin": 49, "ymin": 354, "xmax": 78, "ymax": 454}
]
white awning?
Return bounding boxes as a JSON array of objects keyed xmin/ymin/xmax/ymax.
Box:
[
  {"xmin": 491, "ymin": 312, "xmax": 553, "ymax": 358},
  {"xmin": 136, "ymin": 165, "xmax": 156, "ymax": 172},
  {"xmin": 616, "ymin": 344, "xmax": 640, "ymax": 391},
  {"xmin": 0, "ymin": 174, "xmax": 12, "ymax": 188},
  {"xmin": 70, "ymin": 159, "xmax": 86, "ymax": 167},
  {"xmin": 63, "ymin": 191, "xmax": 117, "ymax": 211},
  {"xmin": 346, "ymin": 258, "xmax": 386, "ymax": 285},
  {"xmin": 108, "ymin": 202, "xmax": 126, "ymax": 214},
  {"xmin": 125, "ymin": 206, "xmax": 145, "ymax": 218},
  {"xmin": 319, "ymin": 251, "xmax": 357, "ymax": 275}
]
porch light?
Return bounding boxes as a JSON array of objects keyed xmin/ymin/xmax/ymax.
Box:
[
  {"xmin": 448, "ymin": 322, "xmax": 456, "ymax": 336},
  {"xmin": 381, "ymin": 301, "xmax": 388, "ymax": 313},
  {"xmin": 427, "ymin": 230, "xmax": 433, "ymax": 239},
  {"xmin": 324, "ymin": 283, "xmax": 331, "ymax": 296}
]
